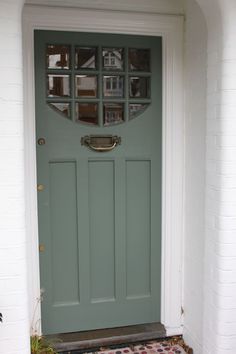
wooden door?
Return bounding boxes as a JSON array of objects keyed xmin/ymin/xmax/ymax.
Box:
[{"xmin": 35, "ymin": 30, "xmax": 162, "ymax": 335}]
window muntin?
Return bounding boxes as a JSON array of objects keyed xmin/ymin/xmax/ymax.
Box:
[{"xmin": 46, "ymin": 44, "xmax": 151, "ymax": 125}]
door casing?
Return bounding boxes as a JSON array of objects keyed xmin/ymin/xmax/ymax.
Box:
[{"xmin": 23, "ymin": 4, "xmax": 184, "ymax": 337}]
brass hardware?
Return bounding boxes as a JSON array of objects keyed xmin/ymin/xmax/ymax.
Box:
[
  {"xmin": 81, "ymin": 135, "xmax": 121, "ymax": 152},
  {"xmin": 37, "ymin": 184, "xmax": 44, "ymax": 191},
  {"xmin": 39, "ymin": 244, "xmax": 45, "ymax": 252},
  {"xmin": 38, "ymin": 138, "xmax": 46, "ymax": 145}
]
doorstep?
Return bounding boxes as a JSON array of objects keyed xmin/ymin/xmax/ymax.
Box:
[{"xmin": 46, "ymin": 323, "xmax": 166, "ymax": 352}]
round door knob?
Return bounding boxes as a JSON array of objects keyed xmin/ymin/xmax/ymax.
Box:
[{"xmin": 38, "ymin": 138, "xmax": 46, "ymax": 145}]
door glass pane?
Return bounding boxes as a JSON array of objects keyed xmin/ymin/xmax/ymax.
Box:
[
  {"xmin": 129, "ymin": 49, "xmax": 150, "ymax": 72},
  {"xmin": 47, "ymin": 45, "xmax": 70, "ymax": 69},
  {"xmin": 75, "ymin": 75, "xmax": 98, "ymax": 98},
  {"xmin": 75, "ymin": 47, "xmax": 97, "ymax": 69},
  {"xmin": 48, "ymin": 102, "xmax": 71, "ymax": 119},
  {"xmin": 103, "ymin": 103, "xmax": 124, "ymax": 126},
  {"xmin": 76, "ymin": 103, "xmax": 98, "ymax": 125},
  {"xmin": 47, "ymin": 74, "xmax": 70, "ymax": 97},
  {"xmin": 129, "ymin": 77, "xmax": 150, "ymax": 98},
  {"xmin": 102, "ymin": 48, "xmax": 124, "ymax": 70},
  {"xmin": 129, "ymin": 104, "xmax": 148, "ymax": 119},
  {"xmin": 103, "ymin": 76, "xmax": 124, "ymax": 97}
]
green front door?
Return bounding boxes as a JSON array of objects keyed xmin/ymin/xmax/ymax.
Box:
[{"xmin": 35, "ymin": 30, "xmax": 162, "ymax": 335}]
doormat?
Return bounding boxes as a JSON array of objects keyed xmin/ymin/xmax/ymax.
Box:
[
  {"xmin": 63, "ymin": 337, "xmax": 193, "ymax": 354},
  {"xmin": 60, "ymin": 336, "xmax": 193, "ymax": 354},
  {"xmin": 87, "ymin": 341, "xmax": 186, "ymax": 354}
]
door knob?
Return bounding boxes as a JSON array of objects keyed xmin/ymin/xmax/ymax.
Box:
[{"xmin": 38, "ymin": 138, "xmax": 46, "ymax": 145}]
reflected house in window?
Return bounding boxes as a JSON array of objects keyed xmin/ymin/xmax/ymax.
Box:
[
  {"xmin": 104, "ymin": 103, "xmax": 124, "ymax": 125},
  {"xmin": 48, "ymin": 102, "xmax": 70, "ymax": 119},
  {"xmin": 47, "ymin": 45, "xmax": 70, "ymax": 69},
  {"xmin": 129, "ymin": 103, "xmax": 148, "ymax": 119},
  {"xmin": 103, "ymin": 76, "xmax": 124, "ymax": 97},
  {"xmin": 103, "ymin": 48, "xmax": 124, "ymax": 70},
  {"xmin": 75, "ymin": 47, "xmax": 97, "ymax": 69},
  {"xmin": 129, "ymin": 48, "xmax": 150, "ymax": 72},
  {"xmin": 129, "ymin": 77, "xmax": 150, "ymax": 98},
  {"xmin": 75, "ymin": 75, "xmax": 97, "ymax": 98},
  {"xmin": 76, "ymin": 103, "xmax": 98, "ymax": 125},
  {"xmin": 47, "ymin": 74, "xmax": 70, "ymax": 97}
]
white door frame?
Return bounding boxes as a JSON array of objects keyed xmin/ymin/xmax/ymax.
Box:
[{"xmin": 23, "ymin": 4, "xmax": 184, "ymax": 336}]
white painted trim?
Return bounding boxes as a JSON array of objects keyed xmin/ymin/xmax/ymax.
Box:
[
  {"xmin": 166, "ymin": 326, "xmax": 184, "ymax": 337},
  {"xmin": 23, "ymin": 4, "xmax": 184, "ymax": 335},
  {"xmin": 25, "ymin": 0, "xmax": 185, "ymax": 15}
]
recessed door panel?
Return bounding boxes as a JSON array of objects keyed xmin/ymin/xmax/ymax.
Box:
[
  {"xmin": 126, "ymin": 160, "xmax": 151, "ymax": 299},
  {"xmin": 88, "ymin": 160, "xmax": 116, "ymax": 303},
  {"xmin": 49, "ymin": 161, "xmax": 80, "ymax": 306}
]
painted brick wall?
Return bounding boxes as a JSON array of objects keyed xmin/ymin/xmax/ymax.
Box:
[
  {"xmin": 0, "ymin": 1, "xmax": 30, "ymax": 354},
  {"xmin": 194, "ymin": 0, "xmax": 236, "ymax": 353},
  {"xmin": 182, "ymin": 1, "xmax": 207, "ymax": 353}
]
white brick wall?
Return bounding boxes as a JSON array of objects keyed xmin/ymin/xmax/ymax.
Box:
[
  {"xmin": 0, "ymin": 1, "xmax": 30, "ymax": 354},
  {"xmin": 194, "ymin": 0, "xmax": 236, "ymax": 353}
]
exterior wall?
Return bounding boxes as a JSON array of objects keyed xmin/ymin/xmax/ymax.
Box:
[
  {"xmin": 195, "ymin": 0, "xmax": 236, "ymax": 353},
  {"xmin": 182, "ymin": 1, "xmax": 207, "ymax": 352},
  {"xmin": 0, "ymin": 1, "xmax": 184, "ymax": 354},
  {"xmin": 0, "ymin": 1, "xmax": 30, "ymax": 354}
]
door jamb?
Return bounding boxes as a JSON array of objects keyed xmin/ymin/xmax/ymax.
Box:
[{"xmin": 23, "ymin": 4, "xmax": 184, "ymax": 336}]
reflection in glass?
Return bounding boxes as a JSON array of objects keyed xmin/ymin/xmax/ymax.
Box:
[
  {"xmin": 103, "ymin": 76, "xmax": 124, "ymax": 97},
  {"xmin": 103, "ymin": 103, "xmax": 124, "ymax": 126},
  {"xmin": 129, "ymin": 49, "xmax": 150, "ymax": 71},
  {"xmin": 48, "ymin": 102, "xmax": 71, "ymax": 119},
  {"xmin": 75, "ymin": 47, "xmax": 97, "ymax": 69},
  {"xmin": 76, "ymin": 103, "xmax": 98, "ymax": 125},
  {"xmin": 129, "ymin": 104, "xmax": 149, "ymax": 119},
  {"xmin": 75, "ymin": 75, "xmax": 97, "ymax": 98},
  {"xmin": 47, "ymin": 45, "xmax": 70, "ymax": 69},
  {"xmin": 129, "ymin": 77, "xmax": 150, "ymax": 98},
  {"xmin": 47, "ymin": 75, "xmax": 70, "ymax": 97},
  {"xmin": 102, "ymin": 48, "xmax": 124, "ymax": 70}
]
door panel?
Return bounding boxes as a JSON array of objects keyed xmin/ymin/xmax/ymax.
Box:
[
  {"xmin": 49, "ymin": 161, "xmax": 80, "ymax": 306},
  {"xmin": 35, "ymin": 30, "xmax": 162, "ymax": 335},
  {"xmin": 126, "ymin": 160, "xmax": 151, "ymax": 299},
  {"xmin": 89, "ymin": 160, "xmax": 116, "ymax": 302}
]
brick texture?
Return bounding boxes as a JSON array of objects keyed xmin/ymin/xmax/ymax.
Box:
[
  {"xmin": 0, "ymin": 1, "xmax": 30, "ymax": 354},
  {"xmin": 195, "ymin": 0, "xmax": 236, "ymax": 353}
]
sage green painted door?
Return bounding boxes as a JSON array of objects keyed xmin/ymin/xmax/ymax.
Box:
[{"xmin": 35, "ymin": 30, "xmax": 162, "ymax": 335}]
